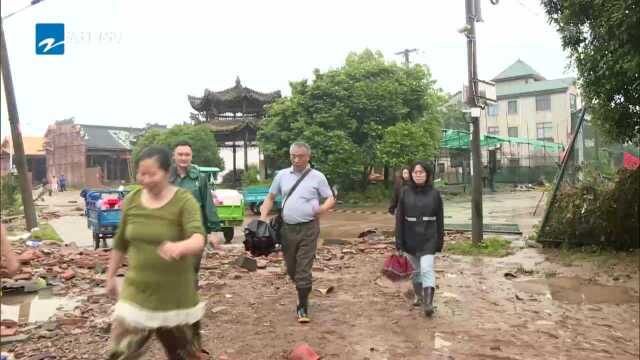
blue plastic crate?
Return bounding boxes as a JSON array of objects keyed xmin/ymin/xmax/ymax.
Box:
[{"xmin": 99, "ymin": 209, "xmax": 121, "ymax": 226}]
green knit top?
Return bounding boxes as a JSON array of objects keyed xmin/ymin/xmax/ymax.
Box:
[{"xmin": 113, "ymin": 188, "xmax": 204, "ymax": 312}]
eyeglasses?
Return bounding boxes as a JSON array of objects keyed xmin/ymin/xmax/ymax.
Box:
[{"xmin": 290, "ymin": 154, "xmax": 308, "ymax": 159}]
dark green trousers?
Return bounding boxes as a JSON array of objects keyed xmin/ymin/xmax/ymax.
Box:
[{"xmin": 281, "ymin": 220, "xmax": 320, "ymax": 289}]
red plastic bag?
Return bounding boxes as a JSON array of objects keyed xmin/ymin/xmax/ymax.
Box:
[
  {"xmin": 289, "ymin": 343, "xmax": 320, "ymax": 360},
  {"xmin": 382, "ymin": 254, "xmax": 414, "ymax": 280}
]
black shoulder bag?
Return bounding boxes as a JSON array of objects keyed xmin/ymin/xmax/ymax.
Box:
[{"xmin": 270, "ymin": 168, "xmax": 312, "ymax": 243}]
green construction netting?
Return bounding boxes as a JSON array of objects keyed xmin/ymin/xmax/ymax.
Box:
[{"xmin": 440, "ymin": 129, "xmax": 564, "ymax": 152}]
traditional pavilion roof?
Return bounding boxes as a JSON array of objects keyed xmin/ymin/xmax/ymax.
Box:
[
  {"xmin": 188, "ymin": 77, "xmax": 281, "ymax": 114},
  {"xmin": 206, "ymin": 118, "xmax": 259, "ymax": 134}
]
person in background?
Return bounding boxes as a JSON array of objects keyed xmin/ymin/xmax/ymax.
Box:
[
  {"xmin": 105, "ymin": 146, "xmax": 209, "ymax": 359},
  {"xmin": 169, "ymin": 140, "xmax": 221, "ymax": 280},
  {"xmin": 388, "ymin": 166, "xmax": 411, "ymax": 215},
  {"xmin": 51, "ymin": 175, "xmax": 58, "ymax": 193},
  {"xmin": 395, "ymin": 161, "xmax": 444, "ymax": 317},
  {"xmin": 1, "ymin": 223, "xmax": 20, "ymax": 277},
  {"xmin": 59, "ymin": 174, "xmax": 67, "ymax": 192}
]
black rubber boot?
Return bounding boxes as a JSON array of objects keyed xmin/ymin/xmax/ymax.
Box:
[
  {"xmin": 423, "ymin": 287, "xmax": 435, "ymax": 317},
  {"xmin": 297, "ymin": 287, "xmax": 311, "ymax": 309},
  {"xmin": 296, "ymin": 287, "xmax": 311, "ymax": 323},
  {"xmin": 412, "ymin": 282, "xmax": 423, "ymax": 306}
]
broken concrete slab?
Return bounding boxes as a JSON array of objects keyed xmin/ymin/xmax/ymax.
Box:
[
  {"xmin": 0, "ymin": 334, "xmax": 30, "ymax": 345},
  {"xmin": 314, "ymin": 286, "xmax": 335, "ymax": 296},
  {"xmin": 323, "ymin": 238, "xmax": 350, "ymax": 246},
  {"xmin": 234, "ymin": 256, "xmax": 257, "ymax": 272}
]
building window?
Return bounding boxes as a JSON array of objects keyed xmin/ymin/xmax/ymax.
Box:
[
  {"xmin": 570, "ymin": 94, "xmax": 577, "ymax": 111},
  {"xmin": 487, "ymin": 126, "xmax": 499, "ymax": 135},
  {"xmin": 536, "ymin": 95, "xmax": 551, "ymax": 112},
  {"xmin": 508, "ymin": 126, "xmax": 518, "ymax": 137},
  {"xmin": 536, "ymin": 122, "xmax": 554, "ymax": 142},
  {"xmin": 508, "ymin": 158, "xmax": 520, "ymax": 167},
  {"xmin": 438, "ymin": 163, "xmax": 445, "ymax": 174},
  {"xmin": 508, "ymin": 100, "xmax": 518, "ymax": 115},
  {"xmin": 487, "ymin": 104, "xmax": 499, "ymax": 117}
]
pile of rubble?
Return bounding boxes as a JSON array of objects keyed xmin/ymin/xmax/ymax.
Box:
[
  {"xmin": 0, "ymin": 228, "xmax": 401, "ymax": 359},
  {"xmin": 1, "ymin": 242, "xmax": 117, "ymax": 297}
]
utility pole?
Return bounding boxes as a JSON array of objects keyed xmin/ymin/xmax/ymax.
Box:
[
  {"xmin": 464, "ymin": 0, "xmax": 483, "ymax": 244},
  {"xmin": 395, "ymin": 48, "xmax": 418, "ymax": 67},
  {"xmin": 1, "ymin": 18, "xmax": 38, "ymax": 230}
]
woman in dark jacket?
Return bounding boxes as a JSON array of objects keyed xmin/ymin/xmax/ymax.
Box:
[
  {"xmin": 388, "ymin": 167, "xmax": 411, "ymax": 215},
  {"xmin": 395, "ymin": 161, "xmax": 444, "ymax": 317}
]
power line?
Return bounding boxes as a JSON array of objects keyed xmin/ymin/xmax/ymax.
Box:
[
  {"xmin": 516, "ymin": 0, "xmax": 542, "ymax": 17},
  {"xmin": 2, "ymin": 0, "xmax": 46, "ymax": 20},
  {"xmin": 395, "ymin": 48, "xmax": 418, "ymax": 67}
]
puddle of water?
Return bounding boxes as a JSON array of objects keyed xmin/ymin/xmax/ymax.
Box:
[
  {"xmin": 0, "ymin": 289, "xmax": 81, "ymax": 324},
  {"xmin": 513, "ymin": 277, "xmax": 638, "ymax": 305}
]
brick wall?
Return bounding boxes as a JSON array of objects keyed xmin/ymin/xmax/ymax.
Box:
[{"xmin": 44, "ymin": 121, "xmax": 87, "ymax": 187}]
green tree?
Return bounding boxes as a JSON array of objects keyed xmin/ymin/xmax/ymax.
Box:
[
  {"xmin": 542, "ymin": 0, "xmax": 640, "ymax": 144},
  {"xmin": 258, "ymin": 49, "xmax": 446, "ymax": 190},
  {"xmin": 377, "ymin": 119, "xmax": 441, "ymax": 169},
  {"xmin": 132, "ymin": 125, "xmax": 224, "ymax": 169},
  {"xmin": 442, "ymin": 103, "xmax": 469, "ymax": 131},
  {"xmin": 300, "ymin": 127, "xmax": 362, "ymax": 192}
]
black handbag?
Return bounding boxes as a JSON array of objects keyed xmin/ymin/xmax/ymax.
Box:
[
  {"xmin": 244, "ymin": 219, "xmax": 279, "ymax": 257},
  {"xmin": 271, "ymin": 168, "xmax": 312, "ymax": 243}
]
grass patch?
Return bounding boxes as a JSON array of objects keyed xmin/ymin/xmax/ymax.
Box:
[
  {"xmin": 545, "ymin": 245, "xmax": 637, "ymax": 268},
  {"xmin": 31, "ymin": 223, "xmax": 62, "ymax": 242},
  {"xmin": 340, "ymin": 184, "xmax": 392, "ymax": 207},
  {"xmin": 445, "ymin": 236, "xmax": 512, "ymax": 257}
]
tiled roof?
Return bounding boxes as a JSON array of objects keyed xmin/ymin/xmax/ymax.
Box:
[
  {"xmin": 2, "ymin": 136, "xmax": 45, "ymax": 156},
  {"xmin": 493, "ymin": 60, "xmax": 545, "ymax": 82},
  {"xmin": 496, "ymin": 77, "xmax": 576, "ymax": 98},
  {"xmin": 79, "ymin": 125, "xmax": 144, "ymax": 150}
]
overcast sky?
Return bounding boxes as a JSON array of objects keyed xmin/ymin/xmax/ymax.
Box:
[{"xmin": 1, "ymin": 0, "xmax": 574, "ymax": 137}]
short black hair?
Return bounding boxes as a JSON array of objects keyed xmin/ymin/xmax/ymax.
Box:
[
  {"xmin": 174, "ymin": 140, "xmax": 192, "ymax": 149},
  {"xmin": 137, "ymin": 145, "xmax": 172, "ymax": 172},
  {"xmin": 409, "ymin": 160, "xmax": 434, "ymax": 185}
]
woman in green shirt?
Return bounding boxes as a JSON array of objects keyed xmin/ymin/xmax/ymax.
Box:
[{"xmin": 105, "ymin": 146, "xmax": 208, "ymax": 360}]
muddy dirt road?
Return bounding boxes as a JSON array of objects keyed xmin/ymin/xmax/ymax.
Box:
[
  {"xmin": 2, "ymin": 190, "xmax": 638, "ymax": 359},
  {"xmin": 3, "ymin": 240, "xmax": 638, "ymax": 360}
]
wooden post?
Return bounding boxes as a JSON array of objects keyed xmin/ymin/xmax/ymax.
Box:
[
  {"xmin": 232, "ymin": 141, "xmax": 237, "ymax": 183},
  {"xmin": 244, "ymin": 130, "xmax": 249, "ymax": 172},
  {"xmin": 1, "ymin": 19, "xmax": 37, "ymax": 229},
  {"xmin": 242, "ymin": 100, "xmax": 248, "ymax": 172},
  {"xmin": 538, "ymin": 107, "xmax": 587, "ymax": 241},
  {"xmin": 116, "ymin": 155, "xmax": 121, "ymax": 181}
]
